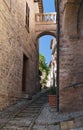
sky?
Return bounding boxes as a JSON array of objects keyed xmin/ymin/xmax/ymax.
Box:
[
  {"xmin": 43, "ymin": 0, "xmax": 55, "ymax": 13},
  {"xmin": 39, "ymin": 0, "xmax": 55, "ymax": 65},
  {"xmin": 39, "ymin": 36, "xmax": 54, "ymax": 65}
]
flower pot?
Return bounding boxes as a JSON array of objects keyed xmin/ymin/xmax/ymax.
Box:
[{"xmin": 48, "ymin": 95, "xmax": 56, "ymax": 107}]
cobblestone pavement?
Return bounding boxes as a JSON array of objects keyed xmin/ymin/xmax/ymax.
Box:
[
  {"xmin": 0, "ymin": 89, "xmax": 49, "ymax": 130},
  {"xmin": 33, "ymin": 103, "xmax": 83, "ymax": 130},
  {"xmin": 0, "ymin": 90, "xmax": 83, "ymax": 130}
]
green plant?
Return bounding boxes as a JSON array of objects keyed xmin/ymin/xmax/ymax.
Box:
[
  {"xmin": 49, "ymin": 86, "xmax": 56, "ymax": 95},
  {"xmin": 39, "ymin": 54, "xmax": 50, "ymax": 88},
  {"xmin": 39, "ymin": 54, "xmax": 49, "ymax": 79}
]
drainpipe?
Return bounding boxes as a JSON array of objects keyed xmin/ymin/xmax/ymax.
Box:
[{"xmin": 56, "ymin": 0, "xmax": 60, "ymax": 112}]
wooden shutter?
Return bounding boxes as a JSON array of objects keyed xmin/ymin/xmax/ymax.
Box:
[
  {"xmin": 26, "ymin": 2, "xmax": 30, "ymax": 32},
  {"xmin": 78, "ymin": 2, "xmax": 83, "ymax": 36}
]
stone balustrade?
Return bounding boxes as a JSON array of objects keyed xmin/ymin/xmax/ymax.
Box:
[{"xmin": 35, "ymin": 13, "xmax": 56, "ymax": 23}]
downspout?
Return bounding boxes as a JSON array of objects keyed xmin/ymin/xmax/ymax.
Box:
[{"xmin": 56, "ymin": 0, "xmax": 60, "ymax": 112}]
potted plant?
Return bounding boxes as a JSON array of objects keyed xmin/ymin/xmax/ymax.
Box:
[{"xmin": 48, "ymin": 86, "xmax": 56, "ymax": 107}]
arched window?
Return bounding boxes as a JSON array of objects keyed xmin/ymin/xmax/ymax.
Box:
[{"xmin": 78, "ymin": 1, "xmax": 83, "ymax": 37}]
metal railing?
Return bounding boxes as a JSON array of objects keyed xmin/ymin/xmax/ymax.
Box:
[{"xmin": 35, "ymin": 12, "xmax": 56, "ymax": 22}]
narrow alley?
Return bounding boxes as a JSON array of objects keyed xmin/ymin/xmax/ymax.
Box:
[{"xmin": 0, "ymin": 0, "xmax": 83, "ymax": 130}]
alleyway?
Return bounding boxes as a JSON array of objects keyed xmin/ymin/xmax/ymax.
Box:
[
  {"xmin": 0, "ymin": 0, "xmax": 83, "ymax": 129},
  {"xmin": 0, "ymin": 89, "xmax": 83, "ymax": 130}
]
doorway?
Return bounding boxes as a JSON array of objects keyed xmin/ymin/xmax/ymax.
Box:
[{"xmin": 22, "ymin": 55, "xmax": 29, "ymax": 93}]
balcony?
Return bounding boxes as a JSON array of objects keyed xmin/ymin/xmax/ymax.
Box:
[
  {"xmin": 35, "ymin": 13, "xmax": 56, "ymax": 37},
  {"xmin": 35, "ymin": 12, "xmax": 56, "ymax": 23}
]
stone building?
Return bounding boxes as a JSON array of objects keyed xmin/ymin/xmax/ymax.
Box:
[
  {"xmin": 0, "ymin": 0, "xmax": 43, "ymax": 110},
  {"xmin": 47, "ymin": 38, "xmax": 57, "ymax": 88},
  {"xmin": 56, "ymin": 0, "xmax": 83, "ymax": 112},
  {"xmin": 50, "ymin": 38, "xmax": 57, "ymax": 87}
]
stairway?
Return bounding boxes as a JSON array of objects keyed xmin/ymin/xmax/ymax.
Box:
[
  {"xmin": 0, "ymin": 89, "xmax": 83, "ymax": 130},
  {"xmin": 1, "ymin": 92, "xmax": 49, "ymax": 130}
]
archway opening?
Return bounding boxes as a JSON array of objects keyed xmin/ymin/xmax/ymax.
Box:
[{"xmin": 38, "ymin": 35, "xmax": 57, "ymax": 90}]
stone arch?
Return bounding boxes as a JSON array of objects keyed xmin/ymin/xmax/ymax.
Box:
[
  {"xmin": 63, "ymin": 0, "xmax": 81, "ymax": 37},
  {"xmin": 36, "ymin": 31, "xmax": 56, "ymax": 40}
]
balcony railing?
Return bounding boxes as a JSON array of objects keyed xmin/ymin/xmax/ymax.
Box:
[{"xmin": 35, "ymin": 13, "xmax": 56, "ymax": 23}]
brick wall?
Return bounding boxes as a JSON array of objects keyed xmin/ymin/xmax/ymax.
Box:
[
  {"xmin": 59, "ymin": 0, "xmax": 83, "ymax": 112},
  {"xmin": 0, "ymin": 0, "xmax": 40, "ymax": 110}
]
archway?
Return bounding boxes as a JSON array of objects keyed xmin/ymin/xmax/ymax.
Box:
[
  {"xmin": 34, "ymin": 0, "xmax": 58, "ymax": 111},
  {"xmin": 37, "ymin": 34, "xmax": 57, "ymax": 91},
  {"xmin": 37, "ymin": 31, "xmax": 56, "ymax": 39},
  {"xmin": 63, "ymin": 0, "xmax": 81, "ymax": 37}
]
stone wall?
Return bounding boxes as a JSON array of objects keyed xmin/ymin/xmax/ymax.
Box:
[
  {"xmin": 0, "ymin": 0, "xmax": 39, "ymax": 110},
  {"xmin": 59, "ymin": 0, "xmax": 83, "ymax": 112}
]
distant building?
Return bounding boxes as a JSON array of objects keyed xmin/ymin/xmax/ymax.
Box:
[{"xmin": 46, "ymin": 38, "xmax": 57, "ymax": 87}]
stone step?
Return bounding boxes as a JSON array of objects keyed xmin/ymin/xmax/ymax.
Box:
[
  {"xmin": 17, "ymin": 114, "xmax": 37, "ymax": 118},
  {"xmin": 5, "ymin": 119, "xmax": 31, "ymax": 127},
  {"xmin": 1, "ymin": 91, "xmax": 49, "ymax": 129},
  {"xmin": 3, "ymin": 126, "xmax": 28, "ymax": 130},
  {"xmin": 26, "ymin": 105, "xmax": 41, "ymax": 108},
  {"xmin": 70, "ymin": 127, "xmax": 83, "ymax": 130},
  {"xmin": 24, "ymin": 108, "xmax": 41, "ymax": 111},
  {"xmin": 19, "ymin": 111, "xmax": 39, "ymax": 114}
]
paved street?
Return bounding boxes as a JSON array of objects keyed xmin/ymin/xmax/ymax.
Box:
[
  {"xmin": 33, "ymin": 103, "xmax": 83, "ymax": 130},
  {"xmin": 0, "ymin": 89, "xmax": 83, "ymax": 130}
]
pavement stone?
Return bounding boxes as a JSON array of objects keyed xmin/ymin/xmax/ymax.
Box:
[
  {"xmin": 6, "ymin": 119, "xmax": 31, "ymax": 127},
  {"xmin": 35, "ymin": 103, "xmax": 83, "ymax": 125},
  {"xmin": 33, "ymin": 103, "xmax": 83, "ymax": 130},
  {"xmin": 61, "ymin": 120, "xmax": 75, "ymax": 130},
  {"xmin": 3, "ymin": 126, "xmax": 28, "ymax": 130},
  {"xmin": 74, "ymin": 117, "xmax": 83, "ymax": 128},
  {"xmin": 70, "ymin": 128, "xmax": 83, "ymax": 130},
  {"xmin": 33, "ymin": 124, "xmax": 61, "ymax": 130}
]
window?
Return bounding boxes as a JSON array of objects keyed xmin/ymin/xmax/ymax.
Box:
[
  {"xmin": 25, "ymin": 2, "xmax": 30, "ymax": 32},
  {"xmin": 78, "ymin": 1, "xmax": 83, "ymax": 37}
]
